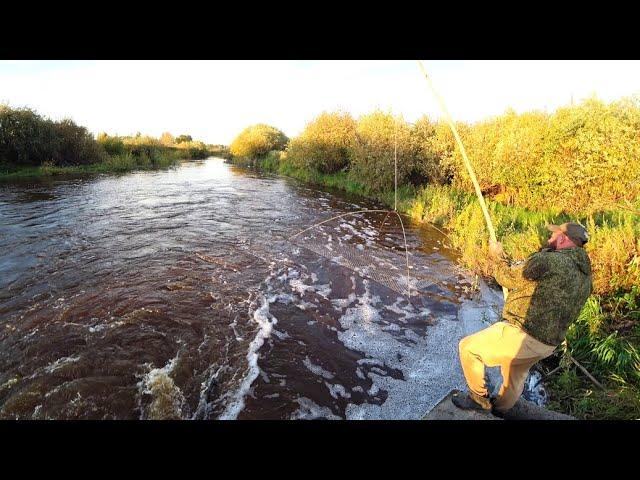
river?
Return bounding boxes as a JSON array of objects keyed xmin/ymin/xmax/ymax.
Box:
[{"xmin": 0, "ymin": 157, "xmax": 528, "ymax": 420}]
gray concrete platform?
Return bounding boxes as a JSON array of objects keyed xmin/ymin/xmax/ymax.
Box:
[{"xmin": 422, "ymin": 390, "xmax": 574, "ymax": 420}]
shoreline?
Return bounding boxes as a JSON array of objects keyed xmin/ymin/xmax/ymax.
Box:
[
  {"xmin": 228, "ymin": 156, "xmax": 640, "ymax": 420},
  {"xmin": 0, "ymin": 154, "xmax": 219, "ymax": 180}
]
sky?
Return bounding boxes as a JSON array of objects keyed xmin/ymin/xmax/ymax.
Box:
[{"xmin": 1, "ymin": 60, "xmax": 639, "ymax": 145}]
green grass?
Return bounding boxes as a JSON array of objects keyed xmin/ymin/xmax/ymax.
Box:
[
  {"xmin": 0, "ymin": 151, "xmax": 185, "ymax": 179},
  {"xmin": 545, "ymin": 367, "xmax": 640, "ymax": 420}
]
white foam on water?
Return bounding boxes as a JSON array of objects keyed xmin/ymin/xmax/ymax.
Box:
[
  {"xmin": 44, "ymin": 355, "xmax": 81, "ymax": 374},
  {"xmin": 331, "ymin": 292, "xmax": 358, "ymax": 310},
  {"xmin": 325, "ymin": 382, "xmax": 351, "ymax": 399},
  {"xmin": 290, "ymin": 397, "xmax": 342, "ymax": 420},
  {"xmin": 218, "ymin": 289, "xmax": 279, "ymax": 420},
  {"xmin": 337, "ymin": 278, "xmax": 505, "ymax": 420},
  {"xmin": 272, "ymin": 329, "xmax": 290, "ymax": 340},
  {"xmin": 303, "ymin": 356, "xmax": 335, "ymax": 380},
  {"xmin": 357, "ymin": 358, "xmax": 384, "ymax": 366},
  {"xmin": 289, "ymin": 278, "xmax": 314, "ymax": 296},
  {"xmin": 137, "ymin": 354, "xmax": 186, "ymax": 420},
  {"xmin": 296, "ymin": 300, "xmax": 318, "ymax": 311},
  {"xmin": 315, "ymin": 284, "xmax": 332, "ymax": 299},
  {"xmin": 272, "ymin": 293, "xmax": 295, "ymax": 305},
  {"xmin": 384, "ymin": 297, "xmax": 430, "ymax": 324},
  {"xmin": 192, "ymin": 364, "xmax": 227, "ymax": 420},
  {"xmin": 523, "ymin": 370, "xmax": 548, "ymax": 406}
]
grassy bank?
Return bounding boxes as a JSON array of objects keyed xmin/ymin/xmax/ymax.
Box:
[
  {"xmin": 0, "ymin": 150, "xmax": 183, "ymax": 179},
  {"xmin": 0, "ymin": 104, "xmax": 228, "ymax": 179},
  {"xmin": 232, "ymin": 152, "xmax": 640, "ymax": 419}
]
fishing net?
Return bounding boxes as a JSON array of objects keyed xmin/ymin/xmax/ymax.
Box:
[{"xmin": 288, "ymin": 209, "xmax": 413, "ymax": 297}]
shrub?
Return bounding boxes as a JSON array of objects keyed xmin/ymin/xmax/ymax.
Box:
[
  {"xmin": 160, "ymin": 132, "xmax": 175, "ymax": 146},
  {"xmin": 97, "ymin": 133, "xmax": 126, "ymax": 156},
  {"xmin": 51, "ymin": 119, "xmax": 106, "ymax": 166},
  {"xmin": 350, "ymin": 111, "xmax": 415, "ymax": 193},
  {"xmin": 286, "ymin": 111, "xmax": 357, "ymax": 173},
  {"xmin": 229, "ymin": 124, "xmax": 287, "ymax": 160},
  {"xmin": 0, "ymin": 105, "xmax": 56, "ymax": 166},
  {"xmin": 437, "ymin": 97, "xmax": 640, "ymax": 214},
  {"xmin": 0, "ymin": 105, "xmax": 105, "ymax": 166}
]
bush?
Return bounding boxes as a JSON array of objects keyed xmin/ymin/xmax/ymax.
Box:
[
  {"xmin": 350, "ymin": 111, "xmax": 416, "ymax": 193},
  {"xmin": 0, "ymin": 105, "xmax": 56, "ymax": 166},
  {"xmin": 0, "ymin": 105, "xmax": 105, "ymax": 166},
  {"xmin": 408, "ymin": 116, "xmax": 450, "ymax": 185},
  {"xmin": 539, "ymin": 97, "xmax": 640, "ymax": 214},
  {"xmin": 51, "ymin": 119, "xmax": 106, "ymax": 166},
  {"xmin": 437, "ymin": 97, "xmax": 640, "ymax": 214},
  {"xmin": 97, "ymin": 133, "xmax": 126, "ymax": 156},
  {"xmin": 286, "ymin": 111, "xmax": 357, "ymax": 173},
  {"xmin": 229, "ymin": 124, "xmax": 288, "ymax": 160},
  {"xmin": 176, "ymin": 140, "xmax": 208, "ymax": 159}
]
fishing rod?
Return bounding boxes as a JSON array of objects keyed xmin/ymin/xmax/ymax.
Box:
[{"xmin": 417, "ymin": 60, "xmax": 508, "ymax": 302}]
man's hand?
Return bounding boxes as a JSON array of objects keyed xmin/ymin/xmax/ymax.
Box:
[{"xmin": 488, "ymin": 240, "xmax": 505, "ymax": 259}]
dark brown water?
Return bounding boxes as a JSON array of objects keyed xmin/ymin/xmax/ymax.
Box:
[{"xmin": 0, "ymin": 158, "xmax": 502, "ymax": 420}]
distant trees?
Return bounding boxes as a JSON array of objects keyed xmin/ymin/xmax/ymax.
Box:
[
  {"xmin": 0, "ymin": 105, "xmax": 106, "ymax": 166},
  {"xmin": 160, "ymin": 132, "xmax": 175, "ymax": 146},
  {"xmin": 229, "ymin": 124, "xmax": 288, "ymax": 159},
  {"xmin": 96, "ymin": 133, "xmax": 126, "ymax": 156},
  {"xmin": 0, "ymin": 105, "xmax": 217, "ymax": 167}
]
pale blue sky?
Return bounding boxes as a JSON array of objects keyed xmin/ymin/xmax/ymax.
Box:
[{"xmin": 1, "ymin": 60, "xmax": 639, "ymax": 145}]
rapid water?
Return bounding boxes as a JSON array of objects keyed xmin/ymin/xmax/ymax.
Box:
[{"xmin": 0, "ymin": 158, "xmax": 542, "ymax": 419}]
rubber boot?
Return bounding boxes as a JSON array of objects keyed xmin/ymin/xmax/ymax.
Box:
[{"xmin": 451, "ymin": 389, "xmax": 493, "ymax": 411}]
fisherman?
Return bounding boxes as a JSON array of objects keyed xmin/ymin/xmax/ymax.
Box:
[{"xmin": 452, "ymin": 222, "xmax": 593, "ymax": 415}]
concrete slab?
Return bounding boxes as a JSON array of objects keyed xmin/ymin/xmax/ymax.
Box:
[{"xmin": 422, "ymin": 390, "xmax": 574, "ymax": 420}]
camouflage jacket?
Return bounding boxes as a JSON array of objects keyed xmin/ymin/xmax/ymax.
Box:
[{"xmin": 492, "ymin": 247, "xmax": 593, "ymax": 346}]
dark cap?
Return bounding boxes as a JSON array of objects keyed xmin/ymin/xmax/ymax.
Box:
[{"xmin": 547, "ymin": 222, "xmax": 589, "ymax": 246}]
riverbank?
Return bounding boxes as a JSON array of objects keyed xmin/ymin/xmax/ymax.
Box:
[
  {"xmin": 0, "ymin": 147, "xmax": 229, "ymax": 179},
  {"xmin": 229, "ymin": 154, "xmax": 640, "ymax": 420},
  {"xmin": 0, "ymin": 104, "xmax": 229, "ymax": 180},
  {"xmin": 0, "ymin": 152, "xmax": 181, "ymax": 179}
]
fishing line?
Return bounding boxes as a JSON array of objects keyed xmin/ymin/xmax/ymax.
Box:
[
  {"xmin": 289, "ymin": 209, "xmax": 413, "ymax": 298},
  {"xmin": 286, "ymin": 61, "xmax": 504, "ymax": 302}
]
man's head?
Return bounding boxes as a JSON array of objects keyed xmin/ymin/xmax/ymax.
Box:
[{"xmin": 546, "ymin": 222, "xmax": 589, "ymax": 250}]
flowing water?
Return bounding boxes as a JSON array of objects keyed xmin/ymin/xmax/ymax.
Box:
[{"xmin": 0, "ymin": 157, "xmax": 541, "ymax": 420}]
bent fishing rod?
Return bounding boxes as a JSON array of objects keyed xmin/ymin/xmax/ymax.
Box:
[{"xmin": 417, "ymin": 60, "xmax": 508, "ymax": 302}]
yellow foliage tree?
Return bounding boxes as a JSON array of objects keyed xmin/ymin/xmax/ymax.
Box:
[
  {"xmin": 229, "ymin": 124, "xmax": 288, "ymax": 159},
  {"xmin": 287, "ymin": 111, "xmax": 357, "ymax": 173},
  {"xmin": 350, "ymin": 111, "xmax": 415, "ymax": 193}
]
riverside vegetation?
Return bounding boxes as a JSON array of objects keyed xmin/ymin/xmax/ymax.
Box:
[
  {"xmin": 0, "ymin": 105, "xmax": 228, "ymax": 178},
  {"xmin": 228, "ymin": 98, "xmax": 640, "ymax": 419}
]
